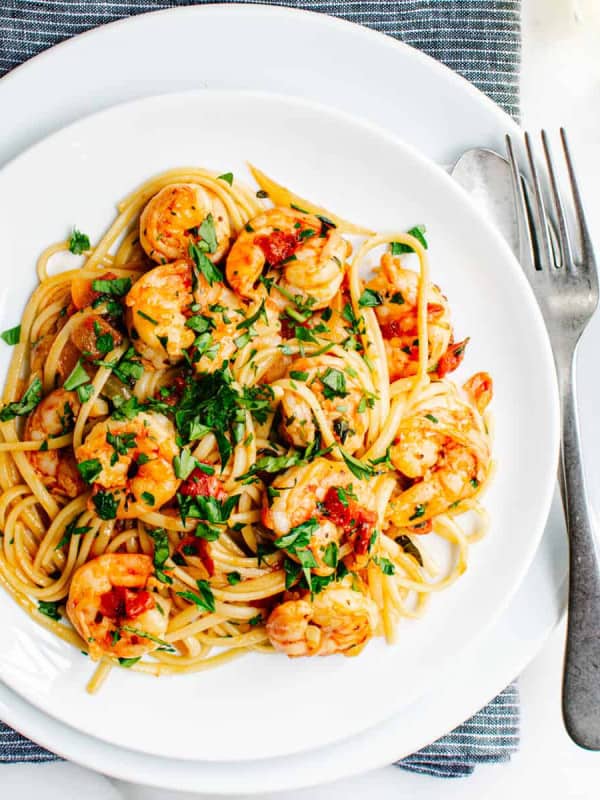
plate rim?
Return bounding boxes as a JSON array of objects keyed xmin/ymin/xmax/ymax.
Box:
[{"xmin": 0, "ymin": 85, "xmax": 560, "ymax": 761}]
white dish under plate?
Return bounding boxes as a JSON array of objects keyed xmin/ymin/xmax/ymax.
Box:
[
  {"xmin": 0, "ymin": 5, "xmax": 572, "ymax": 792},
  {"xmin": 0, "ymin": 87, "xmax": 558, "ymax": 762}
]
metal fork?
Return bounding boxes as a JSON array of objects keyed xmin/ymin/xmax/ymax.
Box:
[{"xmin": 506, "ymin": 130, "xmax": 600, "ymax": 749}]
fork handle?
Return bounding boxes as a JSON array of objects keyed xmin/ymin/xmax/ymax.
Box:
[{"xmin": 560, "ymin": 358, "xmax": 600, "ymax": 749}]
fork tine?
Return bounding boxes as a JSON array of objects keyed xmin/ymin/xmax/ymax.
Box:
[
  {"xmin": 505, "ymin": 134, "xmax": 537, "ymax": 271},
  {"xmin": 561, "ymin": 128, "xmax": 597, "ymax": 272},
  {"xmin": 524, "ymin": 132, "xmax": 555, "ymax": 269},
  {"xmin": 541, "ymin": 131, "xmax": 575, "ymax": 271}
]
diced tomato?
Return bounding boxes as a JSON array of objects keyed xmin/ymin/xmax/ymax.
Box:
[
  {"xmin": 177, "ymin": 536, "xmax": 215, "ymax": 576},
  {"xmin": 255, "ymin": 231, "xmax": 298, "ymax": 266},
  {"xmin": 179, "ymin": 466, "xmax": 227, "ymax": 500},
  {"xmin": 71, "ymin": 271, "xmax": 118, "ymax": 311},
  {"xmin": 436, "ymin": 337, "xmax": 469, "ymax": 379},
  {"xmin": 321, "ymin": 487, "xmax": 377, "ymax": 554},
  {"xmin": 380, "ymin": 304, "xmax": 444, "ymax": 341},
  {"xmin": 99, "ymin": 586, "xmax": 154, "ymax": 620}
]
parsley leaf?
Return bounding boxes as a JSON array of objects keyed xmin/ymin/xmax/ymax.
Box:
[
  {"xmin": 92, "ymin": 491, "xmax": 118, "ymax": 520},
  {"xmin": 38, "ymin": 600, "xmax": 61, "ymax": 620},
  {"xmin": 189, "ymin": 241, "xmax": 223, "ymax": 285},
  {"xmin": 391, "ymin": 225, "xmax": 428, "ymax": 255},
  {"xmin": 118, "ymin": 657, "xmax": 141, "ymax": 668},
  {"xmin": 55, "ymin": 514, "xmax": 92, "ymax": 550},
  {"xmin": 217, "ymin": 172, "xmax": 234, "ymax": 185},
  {"xmin": 320, "ymin": 368, "xmax": 347, "ymax": 399},
  {"xmin": 69, "ymin": 228, "xmax": 90, "ymax": 254},
  {"xmin": 358, "ymin": 289, "xmax": 383, "ymax": 308},
  {"xmin": 177, "ymin": 579, "xmax": 215, "ymax": 612},
  {"xmin": 147, "ymin": 528, "xmax": 172, "ymax": 584},
  {"xmin": 0, "ymin": 324, "xmax": 20, "ymax": 345},
  {"xmin": 91, "ymin": 277, "xmax": 131, "ymax": 296},
  {"xmin": 173, "ymin": 447, "xmax": 199, "ymax": 480},
  {"xmin": 198, "ymin": 214, "xmax": 218, "ymax": 254},
  {"xmin": 274, "ymin": 518, "xmax": 318, "ymax": 551},
  {"xmin": 0, "ymin": 377, "xmax": 42, "ymax": 422},
  {"xmin": 63, "ymin": 360, "xmax": 89, "ymax": 391},
  {"xmin": 338, "ymin": 447, "xmax": 375, "ymax": 481},
  {"xmin": 323, "ymin": 542, "xmax": 338, "ymax": 568},
  {"xmin": 77, "ymin": 458, "xmax": 102, "ymax": 484}
]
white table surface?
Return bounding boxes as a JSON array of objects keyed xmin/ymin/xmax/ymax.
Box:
[{"xmin": 4, "ymin": 0, "xmax": 600, "ymax": 797}]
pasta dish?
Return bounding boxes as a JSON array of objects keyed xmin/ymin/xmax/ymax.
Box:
[{"xmin": 0, "ymin": 165, "xmax": 493, "ymax": 691}]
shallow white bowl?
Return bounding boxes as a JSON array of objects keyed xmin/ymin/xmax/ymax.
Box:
[{"xmin": 0, "ymin": 90, "xmax": 559, "ymax": 762}]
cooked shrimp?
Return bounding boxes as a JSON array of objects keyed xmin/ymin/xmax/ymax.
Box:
[
  {"xmin": 75, "ymin": 412, "xmax": 180, "ymax": 519},
  {"xmin": 139, "ymin": 183, "xmax": 230, "ymax": 264},
  {"xmin": 262, "ymin": 458, "xmax": 377, "ymax": 572},
  {"xmin": 226, "ymin": 207, "xmax": 350, "ymax": 308},
  {"xmin": 279, "ymin": 355, "xmax": 368, "ymax": 454},
  {"xmin": 125, "ymin": 260, "xmax": 195, "ymax": 369},
  {"xmin": 365, "ymin": 253, "xmax": 454, "ymax": 380},
  {"xmin": 66, "ymin": 554, "xmax": 171, "ymax": 660},
  {"xmin": 25, "ymin": 389, "xmax": 84, "ymax": 498},
  {"xmin": 266, "ymin": 579, "xmax": 378, "ymax": 656},
  {"xmin": 388, "ymin": 387, "xmax": 492, "ymax": 526}
]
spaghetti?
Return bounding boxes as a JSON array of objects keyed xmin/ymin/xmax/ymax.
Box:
[{"xmin": 0, "ymin": 166, "xmax": 493, "ymax": 691}]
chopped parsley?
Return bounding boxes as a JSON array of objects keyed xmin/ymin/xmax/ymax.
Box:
[
  {"xmin": 118, "ymin": 657, "xmax": 141, "ymax": 668},
  {"xmin": 227, "ymin": 571, "xmax": 242, "ymax": 585},
  {"xmin": 177, "ymin": 579, "xmax": 215, "ymax": 613},
  {"xmin": 373, "ymin": 556, "xmax": 396, "ymax": 575},
  {"xmin": 148, "ymin": 528, "xmax": 172, "ymax": 584},
  {"xmin": 68, "ymin": 228, "xmax": 90, "ymax": 254},
  {"xmin": 358, "ymin": 288, "xmax": 383, "ymax": 308},
  {"xmin": 56, "ymin": 514, "xmax": 92, "ymax": 550},
  {"xmin": 323, "ymin": 541, "xmax": 338, "ymax": 568},
  {"xmin": 408, "ymin": 503, "xmax": 426, "ymax": 521},
  {"xmin": 338, "ymin": 447, "xmax": 375, "ymax": 481},
  {"xmin": 390, "ymin": 225, "xmax": 428, "ymax": 255},
  {"xmin": 217, "ymin": 172, "xmax": 234, "ymax": 185},
  {"xmin": 173, "ymin": 447, "xmax": 200, "ymax": 480},
  {"xmin": 189, "ymin": 241, "xmax": 223, "ymax": 286},
  {"xmin": 0, "ymin": 377, "xmax": 42, "ymax": 422},
  {"xmin": 141, "ymin": 491, "xmax": 155, "ymax": 506},
  {"xmin": 63, "ymin": 360, "xmax": 89, "ymax": 391},
  {"xmin": 137, "ymin": 310, "xmax": 158, "ymax": 325},
  {"xmin": 91, "ymin": 277, "xmax": 131, "ymax": 296},
  {"xmin": 320, "ymin": 368, "xmax": 348, "ymax": 399},
  {"xmin": 38, "ymin": 600, "xmax": 61, "ymax": 620},
  {"xmin": 92, "ymin": 491, "xmax": 118, "ymax": 520},
  {"xmin": 77, "ymin": 458, "xmax": 102, "ymax": 484},
  {"xmin": 0, "ymin": 324, "xmax": 20, "ymax": 345}
]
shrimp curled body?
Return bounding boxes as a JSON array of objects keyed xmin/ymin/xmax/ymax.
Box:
[
  {"xmin": 66, "ymin": 553, "xmax": 170, "ymax": 660},
  {"xmin": 75, "ymin": 412, "xmax": 180, "ymax": 519},
  {"xmin": 25, "ymin": 389, "xmax": 84, "ymax": 499},
  {"xmin": 226, "ymin": 207, "xmax": 350, "ymax": 308},
  {"xmin": 140, "ymin": 183, "xmax": 231, "ymax": 264},
  {"xmin": 266, "ymin": 581, "xmax": 378, "ymax": 656}
]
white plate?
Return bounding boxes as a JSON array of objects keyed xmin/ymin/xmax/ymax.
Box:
[
  {"xmin": 0, "ymin": 5, "xmax": 569, "ymax": 791},
  {"xmin": 0, "ymin": 88, "xmax": 558, "ymax": 763}
]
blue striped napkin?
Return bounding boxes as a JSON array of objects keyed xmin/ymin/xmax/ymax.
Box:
[{"xmin": 0, "ymin": 0, "xmax": 521, "ymax": 778}]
